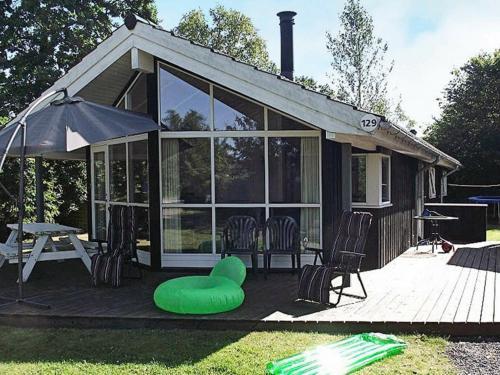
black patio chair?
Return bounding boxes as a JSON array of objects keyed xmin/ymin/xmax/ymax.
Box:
[
  {"xmin": 263, "ymin": 216, "xmax": 300, "ymax": 279},
  {"xmin": 221, "ymin": 216, "xmax": 259, "ymax": 274},
  {"xmin": 91, "ymin": 205, "xmax": 142, "ymax": 286},
  {"xmin": 298, "ymin": 211, "xmax": 373, "ymax": 307}
]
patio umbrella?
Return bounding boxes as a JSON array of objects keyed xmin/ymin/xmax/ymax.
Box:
[{"xmin": 0, "ymin": 88, "xmax": 161, "ymax": 308}]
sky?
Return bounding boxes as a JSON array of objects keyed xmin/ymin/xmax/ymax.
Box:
[{"xmin": 155, "ymin": 0, "xmax": 500, "ymax": 129}]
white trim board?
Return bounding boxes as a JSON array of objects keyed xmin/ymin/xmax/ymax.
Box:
[
  {"xmin": 161, "ymin": 253, "xmax": 317, "ymax": 269},
  {"xmin": 6, "ymin": 20, "xmax": 460, "ymax": 169}
]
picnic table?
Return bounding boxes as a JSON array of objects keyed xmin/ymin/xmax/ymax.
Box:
[{"xmin": 0, "ymin": 223, "xmax": 94, "ymax": 282}]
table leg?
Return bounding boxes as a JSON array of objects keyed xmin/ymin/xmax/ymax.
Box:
[
  {"xmin": 68, "ymin": 233, "xmax": 91, "ymax": 272},
  {"xmin": 5, "ymin": 230, "xmax": 17, "ymax": 247},
  {"xmin": 21, "ymin": 235, "xmax": 49, "ymax": 282}
]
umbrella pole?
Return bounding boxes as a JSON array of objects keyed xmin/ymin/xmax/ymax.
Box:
[
  {"xmin": 14, "ymin": 122, "xmax": 50, "ymax": 309},
  {"xmin": 0, "ymin": 122, "xmax": 49, "ymax": 309},
  {"xmin": 0, "ymin": 89, "xmax": 65, "ymax": 309}
]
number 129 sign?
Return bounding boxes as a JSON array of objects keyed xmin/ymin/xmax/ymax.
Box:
[{"xmin": 359, "ymin": 114, "xmax": 379, "ymax": 133}]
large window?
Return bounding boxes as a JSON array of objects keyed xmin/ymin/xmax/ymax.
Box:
[
  {"xmin": 162, "ymin": 138, "xmax": 211, "ymax": 204},
  {"xmin": 159, "ymin": 65, "xmax": 210, "ymax": 131},
  {"xmin": 126, "ymin": 74, "xmax": 148, "ymax": 113},
  {"xmin": 159, "ymin": 62, "xmax": 322, "ymax": 255},
  {"xmin": 215, "ymin": 137, "xmax": 265, "ymax": 203},
  {"xmin": 109, "ymin": 144, "xmax": 127, "ymax": 202},
  {"xmin": 128, "ymin": 140, "xmax": 148, "ymax": 204},
  {"xmin": 268, "ymin": 137, "xmax": 319, "ymax": 204},
  {"xmin": 214, "ymin": 87, "xmax": 264, "ymax": 130}
]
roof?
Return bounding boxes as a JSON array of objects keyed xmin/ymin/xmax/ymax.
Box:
[{"xmin": 7, "ymin": 16, "xmax": 460, "ymax": 169}]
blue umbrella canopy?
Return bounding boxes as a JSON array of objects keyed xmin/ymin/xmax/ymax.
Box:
[{"xmin": 0, "ymin": 95, "xmax": 160, "ymax": 161}]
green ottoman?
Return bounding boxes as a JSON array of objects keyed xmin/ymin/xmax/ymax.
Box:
[{"xmin": 154, "ymin": 256, "xmax": 246, "ymax": 314}]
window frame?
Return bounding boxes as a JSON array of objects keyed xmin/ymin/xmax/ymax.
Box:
[
  {"xmin": 351, "ymin": 154, "xmax": 367, "ymax": 204},
  {"xmin": 156, "ymin": 61, "xmax": 323, "ymax": 256},
  {"xmin": 352, "ymin": 153, "xmax": 392, "ymax": 209}
]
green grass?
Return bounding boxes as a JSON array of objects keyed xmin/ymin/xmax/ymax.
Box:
[
  {"xmin": 0, "ymin": 328, "xmax": 456, "ymax": 374},
  {"xmin": 487, "ymin": 226, "xmax": 500, "ymax": 241}
]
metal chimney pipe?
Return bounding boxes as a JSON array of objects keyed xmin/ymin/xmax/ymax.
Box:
[{"xmin": 277, "ymin": 11, "xmax": 297, "ymax": 80}]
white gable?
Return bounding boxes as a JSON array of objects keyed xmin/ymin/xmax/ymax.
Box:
[{"xmin": 8, "ymin": 20, "xmax": 460, "ymax": 169}]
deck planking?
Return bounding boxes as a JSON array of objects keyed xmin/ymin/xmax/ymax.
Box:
[{"xmin": 0, "ymin": 242, "xmax": 500, "ymax": 334}]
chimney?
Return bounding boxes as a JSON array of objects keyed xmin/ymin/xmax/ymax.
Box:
[{"xmin": 277, "ymin": 11, "xmax": 297, "ymax": 80}]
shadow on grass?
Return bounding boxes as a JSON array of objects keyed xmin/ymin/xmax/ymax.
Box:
[{"xmin": 0, "ymin": 327, "xmax": 248, "ymax": 366}]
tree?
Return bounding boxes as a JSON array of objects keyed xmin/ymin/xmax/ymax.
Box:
[
  {"xmin": 0, "ymin": 1, "xmax": 158, "ymax": 236},
  {"xmin": 295, "ymin": 75, "xmax": 335, "ymax": 96},
  {"xmin": 174, "ymin": 5, "xmax": 277, "ymax": 73},
  {"xmin": 425, "ymin": 50, "xmax": 500, "ymax": 200},
  {"xmin": 388, "ymin": 97, "xmax": 417, "ymax": 131},
  {"xmin": 326, "ymin": 0, "xmax": 393, "ymax": 114}
]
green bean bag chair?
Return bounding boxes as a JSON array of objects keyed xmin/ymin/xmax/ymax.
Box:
[{"xmin": 154, "ymin": 256, "xmax": 246, "ymax": 314}]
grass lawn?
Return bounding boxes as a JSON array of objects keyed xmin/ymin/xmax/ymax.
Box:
[
  {"xmin": 487, "ymin": 226, "xmax": 500, "ymax": 241},
  {"xmin": 0, "ymin": 327, "xmax": 456, "ymax": 374}
]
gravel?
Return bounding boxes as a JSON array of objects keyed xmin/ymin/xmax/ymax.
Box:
[{"xmin": 447, "ymin": 337, "xmax": 500, "ymax": 374}]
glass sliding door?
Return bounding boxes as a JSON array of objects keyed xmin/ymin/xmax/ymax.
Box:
[
  {"xmin": 109, "ymin": 143, "xmax": 127, "ymax": 203},
  {"xmin": 158, "ymin": 61, "xmax": 322, "ymax": 264},
  {"xmin": 91, "ymin": 137, "xmax": 150, "ymax": 263},
  {"xmin": 214, "ymin": 137, "xmax": 265, "ymax": 203},
  {"xmin": 92, "ymin": 146, "xmax": 108, "ymax": 241}
]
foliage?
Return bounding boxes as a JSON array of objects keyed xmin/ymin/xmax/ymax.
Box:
[
  {"xmin": 425, "ymin": 50, "xmax": 500, "ymax": 200},
  {"xmin": 326, "ymin": 0, "xmax": 393, "ymax": 114},
  {"xmin": 388, "ymin": 96, "xmax": 417, "ymax": 130},
  {"xmin": 295, "ymin": 75, "xmax": 335, "ymax": 96},
  {"xmin": 174, "ymin": 5, "xmax": 277, "ymax": 73},
  {"xmin": 0, "ymin": 328, "xmax": 456, "ymax": 374},
  {"xmin": 0, "ymin": 1, "xmax": 158, "ymax": 231}
]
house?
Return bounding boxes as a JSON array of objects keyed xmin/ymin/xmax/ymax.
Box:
[{"xmin": 8, "ymin": 13, "xmax": 461, "ymax": 271}]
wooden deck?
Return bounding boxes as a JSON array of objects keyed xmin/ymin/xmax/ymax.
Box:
[{"xmin": 1, "ymin": 242, "xmax": 499, "ymax": 335}]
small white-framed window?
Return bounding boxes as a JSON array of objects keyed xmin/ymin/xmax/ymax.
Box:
[
  {"xmin": 352, "ymin": 155, "xmax": 367, "ymax": 203},
  {"xmin": 352, "ymin": 153, "xmax": 391, "ymax": 208},
  {"xmin": 381, "ymin": 155, "xmax": 391, "ymax": 203}
]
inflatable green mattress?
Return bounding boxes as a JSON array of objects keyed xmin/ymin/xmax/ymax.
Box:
[{"xmin": 266, "ymin": 333, "xmax": 407, "ymax": 375}]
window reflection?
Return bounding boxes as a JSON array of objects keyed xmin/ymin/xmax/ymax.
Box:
[
  {"xmin": 214, "ymin": 87, "xmax": 264, "ymax": 130},
  {"xmin": 268, "ymin": 137, "xmax": 319, "ymax": 203},
  {"xmin": 215, "ymin": 207, "xmax": 265, "ymax": 253},
  {"xmin": 109, "ymin": 144, "xmax": 127, "ymax": 202},
  {"xmin": 94, "ymin": 203, "xmax": 107, "ymax": 241},
  {"xmin": 268, "ymin": 110, "xmax": 311, "ymax": 130},
  {"xmin": 162, "ymin": 138, "xmax": 211, "ymax": 204},
  {"xmin": 163, "ymin": 208, "xmax": 212, "ymax": 253},
  {"xmin": 270, "ymin": 207, "xmax": 321, "ymax": 250},
  {"xmin": 128, "ymin": 140, "xmax": 148, "ymax": 204},
  {"xmin": 93, "ymin": 151, "xmax": 106, "ymax": 201},
  {"xmin": 126, "ymin": 74, "xmax": 148, "ymax": 113},
  {"xmin": 215, "ymin": 137, "xmax": 265, "ymax": 203},
  {"xmin": 159, "ymin": 66, "xmax": 210, "ymax": 131},
  {"xmin": 135, "ymin": 206, "xmax": 150, "ymax": 252},
  {"xmin": 352, "ymin": 156, "xmax": 367, "ymax": 203}
]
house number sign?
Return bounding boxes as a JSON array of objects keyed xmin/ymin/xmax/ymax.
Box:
[{"xmin": 359, "ymin": 114, "xmax": 380, "ymax": 133}]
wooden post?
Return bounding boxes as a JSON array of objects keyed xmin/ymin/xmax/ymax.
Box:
[
  {"xmin": 35, "ymin": 156, "xmax": 45, "ymax": 222},
  {"xmin": 340, "ymin": 143, "xmax": 352, "ymax": 212},
  {"xmin": 147, "ymin": 60, "xmax": 161, "ymax": 271}
]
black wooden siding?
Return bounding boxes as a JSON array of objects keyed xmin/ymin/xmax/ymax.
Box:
[
  {"xmin": 321, "ymin": 135, "xmax": 352, "ymax": 252},
  {"xmin": 361, "ymin": 152, "xmax": 418, "ymax": 269}
]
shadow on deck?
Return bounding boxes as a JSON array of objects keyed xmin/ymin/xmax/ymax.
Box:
[{"xmin": 1, "ymin": 242, "xmax": 500, "ymax": 335}]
